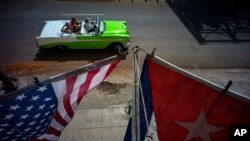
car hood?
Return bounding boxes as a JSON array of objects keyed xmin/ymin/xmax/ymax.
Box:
[
  {"xmin": 103, "ymin": 21, "xmax": 129, "ymax": 35},
  {"xmin": 40, "ymin": 20, "xmax": 66, "ymax": 37}
]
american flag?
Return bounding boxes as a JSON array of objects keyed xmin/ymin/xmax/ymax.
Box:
[{"xmin": 0, "ymin": 60, "xmax": 119, "ymax": 141}]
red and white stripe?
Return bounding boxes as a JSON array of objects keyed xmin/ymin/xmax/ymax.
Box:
[{"xmin": 31, "ymin": 60, "xmax": 119, "ymax": 141}]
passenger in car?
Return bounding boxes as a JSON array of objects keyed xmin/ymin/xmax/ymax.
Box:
[
  {"xmin": 69, "ymin": 17, "xmax": 81, "ymax": 34},
  {"xmin": 73, "ymin": 26, "xmax": 81, "ymax": 35},
  {"xmin": 61, "ymin": 22, "xmax": 73, "ymax": 34},
  {"xmin": 69, "ymin": 18, "xmax": 79, "ymax": 28}
]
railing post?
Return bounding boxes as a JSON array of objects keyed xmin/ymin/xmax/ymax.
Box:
[{"xmin": 0, "ymin": 70, "xmax": 17, "ymax": 94}]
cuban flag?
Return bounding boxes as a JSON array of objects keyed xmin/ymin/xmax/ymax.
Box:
[
  {"xmin": 124, "ymin": 56, "xmax": 250, "ymax": 141},
  {"xmin": 0, "ymin": 60, "xmax": 119, "ymax": 141}
]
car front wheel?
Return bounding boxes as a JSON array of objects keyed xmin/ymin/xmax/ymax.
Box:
[{"xmin": 112, "ymin": 43, "xmax": 125, "ymax": 55}]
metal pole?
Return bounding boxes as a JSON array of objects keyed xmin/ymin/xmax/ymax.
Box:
[
  {"xmin": 132, "ymin": 48, "xmax": 136, "ymax": 141},
  {"xmin": 135, "ymin": 47, "xmax": 140, "ymax": 141},
  {"xmin": 132, "ymin": 46, "xmax": 140, "ymax": 141},
  {"xmin": 0, "ymin": 70, "xmax": 17, "ymax": 93}
]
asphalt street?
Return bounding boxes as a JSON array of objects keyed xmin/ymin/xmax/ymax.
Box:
[
  {"xmin": 0, "ymin": 0, "xmax": 250, "ymax": 140},
  {"xmin": 1, "ymin": 0, "xmax": 250, "ymax": 67}
]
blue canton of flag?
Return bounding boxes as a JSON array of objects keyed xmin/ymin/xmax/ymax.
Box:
[{"xmin": 0, "ymin": 85, "xmax": 57, "ymax": 141}]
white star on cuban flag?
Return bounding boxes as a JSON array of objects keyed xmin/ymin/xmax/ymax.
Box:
[{"xmin": 176, "ymin": 110, "xmax": 224, "ymax": 141}]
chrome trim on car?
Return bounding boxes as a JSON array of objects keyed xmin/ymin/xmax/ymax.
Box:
[{"xmin": 124, "ymin": 41, "xmax": 130, "ymax": 48}]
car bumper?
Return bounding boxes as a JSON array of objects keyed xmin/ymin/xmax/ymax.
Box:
[{"xmin": 124, "ymin": 41, "xmax": 130, "ymax": 48}]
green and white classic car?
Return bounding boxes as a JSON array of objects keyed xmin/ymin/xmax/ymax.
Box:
[{"xmin": 35, "ymin": 16, "xmax": 130, "ymax": 53}]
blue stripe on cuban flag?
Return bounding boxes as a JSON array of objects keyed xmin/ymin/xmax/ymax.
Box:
[
  {"xmin": 0, "ymin": 84, "xmax": 57, "ymax": 141},
  {"xmin": 124, "ymin": 58, "xmax": 159, "ymax": 141},
  {"xmin": 139, "ymin": 58, "xmax": 154, "ymax": 141},
  {"xmin": 123, "ymin": 117, "xmax": 132, "ymax": 141}
]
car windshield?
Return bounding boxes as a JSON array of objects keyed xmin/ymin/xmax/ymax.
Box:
[
  {"xmin": 94, "ymin": 16, "xmax": 105, "ymax": 34},
  {"xmin": 95, "ymin": 16, "xmax": 100, "ymax": 27}
]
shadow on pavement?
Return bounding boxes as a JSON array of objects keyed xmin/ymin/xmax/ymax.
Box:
[
  {"xmin": 34, "ymin": 49, "xmax": 118, "ymax": 62},
  {"xmin": 166, "ymin": 0, "xmax": 250, "ymax": 43}
]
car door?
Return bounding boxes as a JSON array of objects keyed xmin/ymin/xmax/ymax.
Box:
[{"xmin": 76, "ymin": 33, "xmax": 109, "ymax": 49}]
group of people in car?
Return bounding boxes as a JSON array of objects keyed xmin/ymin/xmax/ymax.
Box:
[
  {"xmin": 61, "ymin": 17, "xmax": 80, "ymax": 34},
  {"xmin": 61, "ymin": 17, "xmax": 96, "ymax": 34}
]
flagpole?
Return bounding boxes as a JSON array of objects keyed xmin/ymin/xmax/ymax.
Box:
[
  {"xmin": 132, "ymin": 46, "xmax": 140, "ymax": 141},
  {"xmin": 0, "ymin": 55, "xmax": 124, "ymax": 103}
]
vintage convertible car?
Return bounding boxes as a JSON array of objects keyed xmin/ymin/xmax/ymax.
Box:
[{"xmin": 35, "ymin": 17, "xmax": 130, "ymax": 53}]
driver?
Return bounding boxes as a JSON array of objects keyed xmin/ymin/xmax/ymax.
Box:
[{"xmin": 84, "ymin": 17, "xmax": 96, "ymax": 33}]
